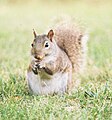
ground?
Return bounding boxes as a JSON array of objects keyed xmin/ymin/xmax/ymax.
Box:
[{"xmin": 0, "ymin": 0, "xmax": 112, "ymax": 120}]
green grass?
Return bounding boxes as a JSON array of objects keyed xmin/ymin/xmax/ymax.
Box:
[{"xmin": 0, "ymin": 0, "xmax": 112, "ymax": 119}]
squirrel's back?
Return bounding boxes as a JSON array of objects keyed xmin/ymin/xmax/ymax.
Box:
[{"xmin": 52, "ymin": 18, "xmax": 88, "ymax": 73}]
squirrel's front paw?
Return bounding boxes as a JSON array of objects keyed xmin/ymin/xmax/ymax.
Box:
[{"xmin": 32, "ymin": 62, "xmax": 38, "ymax": 74}]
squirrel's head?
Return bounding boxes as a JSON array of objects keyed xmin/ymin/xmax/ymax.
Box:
[{"xmin": 31, "ymin": 29, "xmax": 55, "ymax": 61}]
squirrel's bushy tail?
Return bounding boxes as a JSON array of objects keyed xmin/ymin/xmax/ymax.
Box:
[{"xmin": 52, "ymin": 16, "xmax": 88, "ymax": 73}]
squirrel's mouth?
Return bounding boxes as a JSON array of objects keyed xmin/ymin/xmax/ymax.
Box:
[
  {"xmin": 35, "ymin": 59, "xmax": 42, "ymax": 62},
  {"xmin": 34, "ymin": 55, "xmax": 43, "ymax": 61}
]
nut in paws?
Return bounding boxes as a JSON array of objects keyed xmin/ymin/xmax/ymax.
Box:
[{"xmin": 36, "ymin": 62, "xmax": 45, "ymax": 69}]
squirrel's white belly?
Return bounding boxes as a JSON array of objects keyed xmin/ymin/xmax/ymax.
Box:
[{"xmin": 27, "ymin": 71, "xmax": 68, "ymax": 95}]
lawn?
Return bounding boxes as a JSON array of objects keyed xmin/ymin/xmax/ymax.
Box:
[{"xmin": 0, "ymin": 0, "xmax": 112, "ymax": 119}]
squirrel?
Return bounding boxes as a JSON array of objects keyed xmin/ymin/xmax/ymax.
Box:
[{"xmin": 26, "ymin": 19, "xmax": 88, "ymax": 95}]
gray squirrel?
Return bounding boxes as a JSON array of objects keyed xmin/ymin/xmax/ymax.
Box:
[{"xmin": 26, "ymin": 20, "xmax": 88, "ymax": 95}]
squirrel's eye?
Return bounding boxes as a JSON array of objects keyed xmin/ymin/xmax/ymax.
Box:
[
  {"xmin": 31, "ymin": 43, "xmax": 33, "ymax": 47},
  {"xmin": 44, "ymin": 41, "xmax": 50, "ymax": 49},
  {"xmin": 45, "ymin": 43, "xmax": 49, "ymax": 47}
]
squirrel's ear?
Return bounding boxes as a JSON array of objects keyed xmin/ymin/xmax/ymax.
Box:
[
  {"xmin": 47, "ymin": 30, "xmax": 54, "ymax": 42},
  {"xmin": 33, "ymin": 29, "xmax": 37, "ymax": 38}
]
